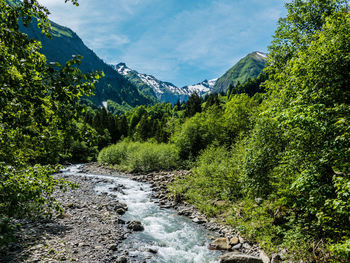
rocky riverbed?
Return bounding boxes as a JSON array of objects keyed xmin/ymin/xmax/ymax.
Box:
[
  {"xmin": 0, "ymin": 163, "xmax": 276, "ymax": 263},
  {"xmin": 82, "ymin": 163, "xmax": 274, "ymax": 263},
  {"xmin": 0, "ymin": 169, "xmax": 129, "ymax": 263}
]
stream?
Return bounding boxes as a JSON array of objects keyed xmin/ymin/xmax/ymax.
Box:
[{"xmin": 62, "ymin": 165, "xmax": 221, "ymax": 263}]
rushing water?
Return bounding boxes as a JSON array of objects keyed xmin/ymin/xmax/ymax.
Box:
[{"xmin": 62, "ymin": 165, "xmax": 221, "ymax": 263}]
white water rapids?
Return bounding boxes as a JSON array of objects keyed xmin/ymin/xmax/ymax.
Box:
[{"xmin": 62, "ymin": 165, "xmax": 221, "ymax": 263}]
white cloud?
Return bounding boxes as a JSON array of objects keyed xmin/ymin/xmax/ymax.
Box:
[{"xmin": 88, "ymin": 34, "xmax": 129, "ymax": 49}]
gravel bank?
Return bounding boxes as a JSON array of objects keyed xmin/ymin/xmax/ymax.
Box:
[{"xmin": 0, "ymin": 171, "xmax": 129, "ymax": 263}]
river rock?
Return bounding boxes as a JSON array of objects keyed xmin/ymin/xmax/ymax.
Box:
[
  {"xmin": 147, "ymin": 248, "xmax": 158, "ymax": 254},
  {"xmin": 178, "ymin": 208, "xmax": 192, "ymax": 216},
  {"xmin": 192, "ymin": 216, "xmax": 207, "ymax": 224},
  {"xmin": 259, "ymin": 250, "xmax": 270, "ymax": 263},
  {"xmin": 114, "ymin": 203, "xmax": 128, "ymax": 211},
  {"xmin": 210, "ymin": 237, "xmax": 230, "ymax": 250},
  {"xmin": 127, "ymin": 220, "xmax": 144, "ymax": 231},
  {"xmin": 116, "ymin": 207, "xmax": 127, "ymax": 215},
  {"xmin": 229, "ymin": 237, "xmax": 240, "ymax": 246},
  {"xmin": 115, "ymin": 256, "xmax": 128, "ymax": 263},
  {"xmin": 108, "ymin": 244, "xmax": 119, "ymax": 251},
  {"xmin": 219, "ymin": 252, "xmax": 263, "ymax": 263},
  {"xmin": 232, "ymin": 243, "xmax": 242, "ymax": 250}
]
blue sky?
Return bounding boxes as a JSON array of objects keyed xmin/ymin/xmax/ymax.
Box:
[{"xmin": 38, "ymin": 0, "xmax": 287, "ymax": 87}]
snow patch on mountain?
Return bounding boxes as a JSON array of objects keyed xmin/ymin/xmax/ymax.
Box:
[
  {"xmin": 115, "ymin": 63, "xmax": 132, "ymax": 75},
  {"xmin": 254, "ymin": 51, "xmax": 267, "ymax": 59},
  {"xmin": 181, "ymin": 79, "xmax": 217, "ymax": 95},
  {"xmin": 113, "ymin": 63, "xmax": 216, "ymax": 103}
]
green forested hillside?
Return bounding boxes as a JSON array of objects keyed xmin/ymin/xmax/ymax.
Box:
[
  {"xmin": 20, "ymin": 18, "xmax": 156, "ymax": 107},
  {"xmin": 213, "ymin": 51, "xmax": 266, "ymax": 94}
]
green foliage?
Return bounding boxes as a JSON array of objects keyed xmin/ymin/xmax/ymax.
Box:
[
  {"xmin": 242, "ymin": 117, "xmax": 286, "ymax": 198},
  {"xmin": 169, "ymin": 145, "xmax": 243, "ymax": 216},
  {"xmin": 224, "ymin": 94, "xmax": 260, "ymax": 144},
  {"xmin": 264, "ymin": 8, "xmax": 350, "ymax": 257},
  {"xmin": 0, "ymin": 0, "xmax": 98, "ymax": 248},
  {"xmin": 171, "ymin": 94, "xmax": 260, "ymax": 160},
  {"xmin": 107, "ymin": 100, "xmax": 133, "ymax": 115},
  {"xmin": 226, "ymin": 198, "xmax": 281, "ymax": 252},
  {"xmin": 0, "ymin": 164, "xmax": 70, "ymax": 218},
  {"xmin": 98, "ymin": 141, "xmax": 180, "ymax": 172},
  {"xmin": 124, "ymin": 102, "xmax": 178, "ymax": 143},
  {"xmin": 0, "ymin": 217, "xmax": 17, "ymax": 248},
  {"xmin": 227, "ymin": 73, "xmax": 267, "ymax": 99},
  {"xmin": 97, "ymin": 140, "xmax": 129, "ymax": 165},
  {"xmin": 171, "ymin": 108, "xmax": 225, "ymax": 160},
  {"xmin": 329, "ymin": 239, "xmax": 350, "ymax": 262},
  {"xmin": 67, "ymin": 122, "xmax": 99, "ymax": 162},
  {"xmin": 184, "ymin": 92, "xmax": 202, "ymax": 117},
  {"xmin": 266, "ymin": 0, "xmax": 348, "ymax": 75}
]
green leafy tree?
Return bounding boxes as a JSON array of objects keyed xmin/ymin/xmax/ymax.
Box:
[
  {"xmin": 255, "ymin": 1, "xmax": 350, "ymax": 260},
  {"xmin": 0, "ymin": 0, "xmax": 99, "ymax": 247}
]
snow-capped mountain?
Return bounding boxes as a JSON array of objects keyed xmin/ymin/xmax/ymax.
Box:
[
  {"xmin": 113, "ymin": 50, "xmax": 265, "ymax": 104},
  {"xmin": 181, "ymin": 79, "xmax": 217, "ymax": 96},
  {"xmin": 113, "ymin": 63, "xmax": 216, "ymax": 103}
]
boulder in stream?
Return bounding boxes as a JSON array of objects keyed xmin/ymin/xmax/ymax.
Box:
[
  {"xmin": 209, "ymin": 237, "xmax": 230, "ymax": 250},
  {"xmin": 127, "ymin": 220, "xmax": 144, "ymax": 231}
]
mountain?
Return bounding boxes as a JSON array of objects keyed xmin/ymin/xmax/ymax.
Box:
[
  {"xmin": 213, "ymin": 51, "xmax": 267, "ymax": 94},
  {"xmin": 19, "ymin": 17, "xmax": 155, "ymax": 108},
  {"xmin": 181, "ymin": 79, "xmax": 217, "ymax": 96},
  {"xmin": 114, "ymin": 63, "xmax": 216, "ymax": 104}
]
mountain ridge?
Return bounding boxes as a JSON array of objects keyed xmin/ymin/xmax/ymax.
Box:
[
  {"xmin": 213, "ymin": 51, "xmax": 267, "ymax": 94},
  {"xmin": 19, "ymin": 17, "xmax": 156, "ymax": 108},
  {"xmin": 113, "ymin": 63, "xmax": 216, "ymax": 104}
]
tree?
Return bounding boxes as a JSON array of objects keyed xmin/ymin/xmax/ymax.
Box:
[
  {"xmin": 0, "ymin": 0, "xmax": 99, "ymax": 246},
  {"xmin": 259, "ymin": 1, "xmax": 350, "ymax": 260},
  {"xmin": 266, "ymin": 0, "xmax": 348, "ymax": 76},
  {"xmin": 184, "ymin": 92, "xmax": 202, "ymax": 117}
]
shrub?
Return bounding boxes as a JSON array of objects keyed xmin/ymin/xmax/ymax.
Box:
[
  {"xmin": 169, "ymin": 144, "xmax": 244, "ymax": 216},
  {"xmin": 98, "ymin": 140, "xmax": 129, "ymax": 165},
  {"xmin": 98, "ymin": 140, "xmax": 180, "ymax": 172},
  {"xmin": 0, "ymin": 164, "xmax": 72, "ymax": 219}
]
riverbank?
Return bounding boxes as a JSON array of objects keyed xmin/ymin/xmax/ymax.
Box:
[{"xmin": 0, "ymin": 170, "xmax": 129, "ymax": 263}]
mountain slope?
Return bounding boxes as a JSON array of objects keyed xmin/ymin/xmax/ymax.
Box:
[
  {"xmin": 213, "ymin": 51, "xmax": 267, "ymax": 94},
  {"xmin": 181, "ymin": 79, "xmax": 217, "ymax": 97},
  {"xmin": 19, "ymin": 19, "xmax": 156, "ymax": 107},
  {"xmin": 114, "ymin": 63, "xmax": 216, "ymax": 103}
]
